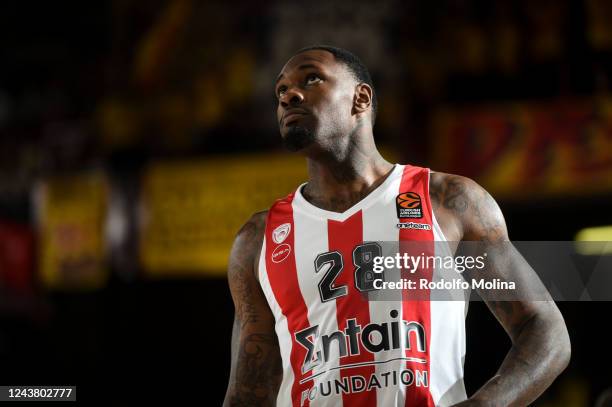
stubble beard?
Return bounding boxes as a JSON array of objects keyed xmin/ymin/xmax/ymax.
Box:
[{"xmin": 282, "ymin": 125, "xmax": 315, "ymax": 152}]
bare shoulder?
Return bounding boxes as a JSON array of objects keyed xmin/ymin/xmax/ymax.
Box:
[
  {"xmin": 429, "ymin": 171, "xmax": 508, "ymax": 242},
  {"xmin": 235, "ymin": 210, "xmax": 268, "ymax": 243},
  {"xmin": 229, "ymin": 210, "xmax": 269, "ymax": 283},
  {"xmin": 429, "ymin": 171, "xmax": 484, "ymax": 213}
]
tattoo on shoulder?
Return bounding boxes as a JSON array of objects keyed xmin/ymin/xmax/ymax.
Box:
[
  {"xmin": 430, "ymin": 173, "xmax": 470, "ymax": 213},
  {"xmin": 443, "ymin": 177, "xmax": 469, "ymax": 213},
  {"xmin": 430, "ymin": 173, "xmax": 506, "ymax": 242}
]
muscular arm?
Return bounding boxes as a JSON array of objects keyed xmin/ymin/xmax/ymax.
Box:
[
  {"xmin": 223, "ymin": 211, "xmax": 282, "ymax": 407},
  {"xmin": 430, "ymin": 173, "xmax": 571, "ymax": 407}
]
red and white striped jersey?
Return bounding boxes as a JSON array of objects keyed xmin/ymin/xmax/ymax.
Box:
[{"xmin": 258, "ymin": 164, "xmax": 467, "ymax": 407}]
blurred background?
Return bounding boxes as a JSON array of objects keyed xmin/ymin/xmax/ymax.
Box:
[{"xmin": 1, "ymin": 0, "xmax": 611, "ymax": 405}]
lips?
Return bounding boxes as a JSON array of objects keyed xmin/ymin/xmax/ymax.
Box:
[{"xmin": 282, "ymin": 109, "xmax": 309, "ymax": 126}]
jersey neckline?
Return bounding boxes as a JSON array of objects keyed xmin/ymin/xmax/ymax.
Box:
[{"xmin": 292, "ymin": 164, "xmax": 402, "ymax": 221}]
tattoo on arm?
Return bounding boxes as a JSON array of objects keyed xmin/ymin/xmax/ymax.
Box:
[
  {"xmin": 229, "ymin": 333, "xmax": 283, "ymax": 407},
  {"xmin": 225, "ymin": 212, "xmax": 282, "ymax": 407},
  {"xmin": 430, "ymin": 173, "xmax": 570, "ymax": 406},
  {"xmin": 228, "ymin": 218, "xmax": 264, "ymax": 329},
  {"xmin": 230, "ymin": 260, "xmax": 260, "ymax": 329},
  {"xmin": 487, "ymin": 300, "xmax": 534, "ymax": 340}
]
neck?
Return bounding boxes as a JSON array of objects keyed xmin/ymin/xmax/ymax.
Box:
[{"xmin": 302, "ymin": 133, "xmax": 394, "ymax": 213}]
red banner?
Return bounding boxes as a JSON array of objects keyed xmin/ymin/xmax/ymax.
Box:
[
  {"xmin": 432, "ymin": 99, "xmax": 612, "ymax": 198},
  {"xmin": 0, "ymin": 220, "xmax": 34, "ymax": 294}
]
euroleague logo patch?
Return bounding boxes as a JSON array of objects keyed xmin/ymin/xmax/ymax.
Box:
[
  {"xmin": 396, "ymin": 192, "xmax": 423, "ymax": 219},
  {"xmin": 272, "ymin": 244, "xmax": 291, "ymax": 263}
]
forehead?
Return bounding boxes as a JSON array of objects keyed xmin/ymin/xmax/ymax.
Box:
[{"xmin": 276, "ymin": 50, "xmax": 350, "ymax": 82}]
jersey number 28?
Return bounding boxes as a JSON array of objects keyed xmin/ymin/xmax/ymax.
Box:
[{"xmin": 314, "ymin": 242, "xmax": 382, "ymax": 302}]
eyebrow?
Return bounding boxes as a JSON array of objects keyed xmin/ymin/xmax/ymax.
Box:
[{"xmin": 275, "ymin": 63, "xmax": 322, "ymax": 86}]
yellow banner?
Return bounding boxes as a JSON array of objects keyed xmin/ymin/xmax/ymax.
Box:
[
  {"xmin": 36, "ymin": 172, "xmax": 109, "ymax": 290},
  {"xmin": 138, "ymin": 153, "xmax": 309, "ymax": 276}
]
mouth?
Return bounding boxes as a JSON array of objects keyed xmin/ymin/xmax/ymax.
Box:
[{"xmin": 282, "ymin": 110, "xmax": 309, "ymax": 126}]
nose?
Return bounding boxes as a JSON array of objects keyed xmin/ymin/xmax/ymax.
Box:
[{"xmin": 280, "ymin": 87, "xmax": 304, "ymax": 108}]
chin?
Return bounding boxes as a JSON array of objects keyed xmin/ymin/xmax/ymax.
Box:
[{"xmin": 281, "ymin": 125, "xmax": 316, "ymax": 152}]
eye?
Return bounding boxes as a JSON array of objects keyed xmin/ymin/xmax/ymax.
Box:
[
  {"xmin": 276, "ymin": 85, "xmax": 287, "ymax": 98},
  {"xmin": 305, "ymin": 73, "xmax": 322, "ymax": 85}
]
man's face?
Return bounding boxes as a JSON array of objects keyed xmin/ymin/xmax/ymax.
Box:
[{"xmin": 274, "ymin": 50, "xmax": 357, "ymax": 152}]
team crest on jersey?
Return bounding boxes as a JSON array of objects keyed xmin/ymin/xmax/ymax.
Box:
[
  {"xmin": 272, "ymin": 223, "xmax": 291, "ymax": 244},
  {"xmin": 396, "ymin": 192, "xmax": 423, "ymax": 219}
]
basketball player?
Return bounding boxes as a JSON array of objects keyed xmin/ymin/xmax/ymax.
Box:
[{"xmin": 223, "ymin": 46, "xmax": 570, "ymax": 406}]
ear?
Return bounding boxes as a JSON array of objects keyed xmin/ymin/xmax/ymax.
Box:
[{"xmin": 353, "ymin": 83, "xmax": 373, "ymax": 116}]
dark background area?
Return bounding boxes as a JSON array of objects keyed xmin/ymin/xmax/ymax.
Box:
[{"xmin": 0, "ymin": 0, "xmax": 611, "ymax": 405}]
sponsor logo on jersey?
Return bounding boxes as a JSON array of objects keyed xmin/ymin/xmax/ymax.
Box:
[
  {"xmin": 294, "ymin": 311, "xmax": 429, "ymax": 403},
  {"xmin": 396, "ymin": 222, "xmax": 432, "ymax": 230},
  {"xmin": 272, "ymin": 223, "xmax": 291, "ymax": 244},
  {"xmin": 300, "ymin": 367, "xmax": 429, "ymax": 405},
  {"xmin": 294, "ymin": 311, "xmax": 427, "ymax": 375},
  {"xmin": 271, "ymin": 243, "xmax": 291, "ymax": 263},
  {"xmin": 396, "ymin": 192, "xmax": 423, "ymax": 218}
]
